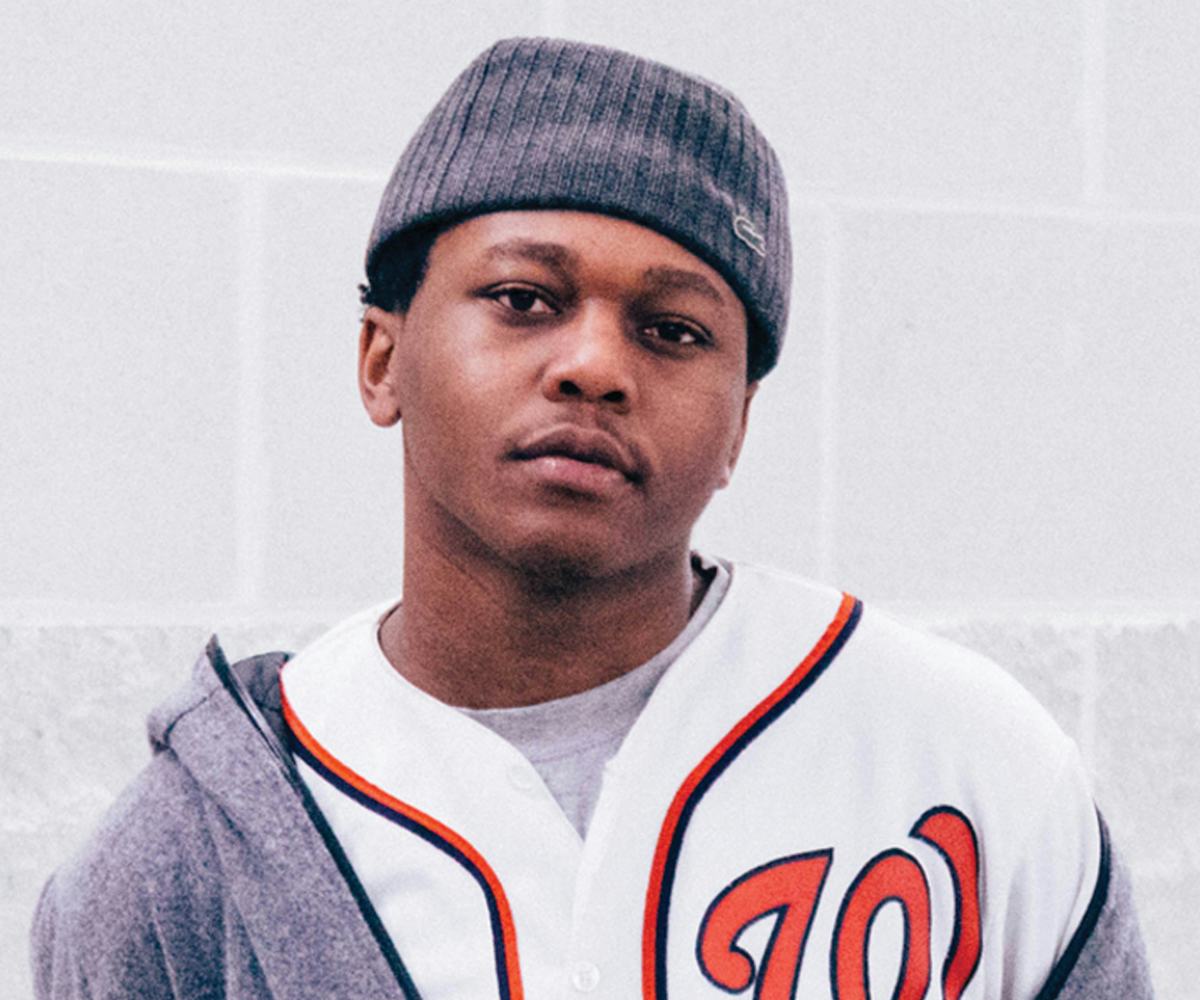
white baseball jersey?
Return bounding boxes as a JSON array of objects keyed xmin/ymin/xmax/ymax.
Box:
[{"xmin": 279, "ymin": 561, "xmax": 1101, "ymax": 1000}]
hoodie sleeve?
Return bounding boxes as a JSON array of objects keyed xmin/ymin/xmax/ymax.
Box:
[
  {"xmin": 29, "ymin": 751, "xmax": 245, "ymax": 1000},
  {"xmin": 32, "ymin": 865, "xmax": 177, "ymax": 1000}
]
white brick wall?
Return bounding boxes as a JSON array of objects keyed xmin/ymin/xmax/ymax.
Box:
[{"xmin": 3, "ymin": 3, "xmax": 1196, "ymax": 997}]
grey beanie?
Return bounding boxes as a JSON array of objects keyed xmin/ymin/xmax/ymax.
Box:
[{"xmin": 367, "ymin": 37, "xmax": 791, "ymax": 378}]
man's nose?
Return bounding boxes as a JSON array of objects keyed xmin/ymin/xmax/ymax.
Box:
[{"xmin": 540, "ymin": 306, "xmax": 636, "ymax": 412}]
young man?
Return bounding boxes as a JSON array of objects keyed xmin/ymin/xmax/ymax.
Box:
[{"xmin": 33, "ymin": 37, "xmax": 1152, "ymax": 1000}]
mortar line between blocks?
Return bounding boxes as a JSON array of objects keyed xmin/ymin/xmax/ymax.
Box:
[
  {"xmin": 234, "ymin": 179, "xmax": 269, "ymax": 607},
  {"xmin": 787, "ymin": 194, "xmax": 1200, "ymax": 227},
  {"xmin": 814, "ymin": 207, "xmax": 843, "ymax": 582},
  {"xmin": 1080, "ymin": 0, "xmax": 1108, "ymax": 204},
  {"xmin": 6, "ymin": 147, "xmax": 1200, "ymax": 226},
  {"xmin": 0, "ymin": 145, "xmax": 383, "ymax": 183}
]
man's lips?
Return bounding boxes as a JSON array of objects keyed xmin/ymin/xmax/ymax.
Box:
[{"xmin": 510, "ymin": 425, "xmax": 643, "ymax": 484}]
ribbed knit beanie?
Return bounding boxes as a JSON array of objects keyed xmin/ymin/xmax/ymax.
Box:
[{"xmin": 367, "ymin": 37, "xmax": 791, "ymax": 378}]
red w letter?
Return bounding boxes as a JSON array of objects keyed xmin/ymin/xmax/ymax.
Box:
[
  {"xmin": 912, "ymin": 806, "xmax": 982, "ymax": 1000},
  {"xmin": 832, "ymin": 849, "xmax": 931, "ymax": 1000},
  {"xmin": 696, "ymin": 850, "xmax": 832, "ymax": 999}
]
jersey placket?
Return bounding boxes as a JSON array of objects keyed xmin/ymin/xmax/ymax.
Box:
[{"xmin": 280, "ymin": 609, "xmax": 584, "ymax": 1000}]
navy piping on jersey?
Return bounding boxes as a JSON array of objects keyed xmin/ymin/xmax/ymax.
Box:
[
  {"xmin": 212, "ymin": 644, "xmax": 425, "ymax": 999},
  {"xmin": 1032, "ymin": 810, "xmax": 1113, "ymax": 1000},
  {"xmin": 650, "ymin": 596, "xmax": 863, "ymax": 998},
  {"xmin": 287, "ymin": 730, "xmax": 516, "ymax": 1000}
]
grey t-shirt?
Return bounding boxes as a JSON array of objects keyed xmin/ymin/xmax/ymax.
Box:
[{"xmin": 458, "ymin": 554, "xmax": 731, "ymax": 838}]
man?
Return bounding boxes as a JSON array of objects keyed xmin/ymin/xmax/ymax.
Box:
[{"xmin": 33, "ymin": 37, "xmax": 1152, "ymax": 1000}]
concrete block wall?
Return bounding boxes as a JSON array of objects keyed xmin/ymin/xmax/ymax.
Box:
[{"xmin": 3, "ymin": 3, "xmax": 1196, "ymax": 997}]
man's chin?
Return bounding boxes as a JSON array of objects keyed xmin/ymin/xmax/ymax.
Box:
[
  {"xmin": 448, "ymin": 503, "xmax": 679, "ymax": 592},
  {"xmin": 501, "ymin": 538, "xmax": 627, "ymax": 595}
]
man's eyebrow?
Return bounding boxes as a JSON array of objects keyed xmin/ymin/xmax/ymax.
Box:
[
  {"xmin": 640, "ymin": 266, "xmax": 727, "ymax": 306},
  {"xmin": 482, "ymin": 239, "xmax": 580, "ymax": 275},
  {"xmin": 479, "ymin": 243, "xmax": 728, "ymax": 306}
]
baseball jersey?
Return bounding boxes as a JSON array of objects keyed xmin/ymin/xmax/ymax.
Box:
[{"xmin": 279, "ymin": 560, "xmax": 1101, "ymax": 1000}]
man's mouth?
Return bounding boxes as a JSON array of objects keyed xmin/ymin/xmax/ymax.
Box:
[{"xmin": 510, "ymin": 425, "xmax": 643, "ymax": 489}]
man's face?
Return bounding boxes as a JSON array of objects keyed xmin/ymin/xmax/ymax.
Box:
[{"xmin": 360, "ymin": 210, "xmax": 756, "ymax": 583}]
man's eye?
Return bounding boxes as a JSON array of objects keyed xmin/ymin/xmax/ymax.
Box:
[
  {"xmin": 491, "ymin": 287, "xmax": 555, "ymax": 315},
  {"xmin": 644, "ymin": 320, "xmax": 707, "ymax": 346}
]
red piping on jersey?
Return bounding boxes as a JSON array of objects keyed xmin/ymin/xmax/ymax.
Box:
[
  {"xmin": 280, "ymin": 686, "xmax": 525, "ymax": 1000},
  {"xmin": 641, "ymin": 591, "xmax": 862, "ymax": 1000}
]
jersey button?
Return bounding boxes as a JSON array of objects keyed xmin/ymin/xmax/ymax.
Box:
[
  {"xmin": 506, "ymin": 763, "xmax": 537, "ymax": 792},
  {"xmin": 570, "ymin": 961, "xmax": 600, "ymax": 993}
]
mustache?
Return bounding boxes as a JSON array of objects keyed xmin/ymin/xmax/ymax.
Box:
[{"xmin": 509, "ymin": 422, "xmax": 647, "ymax": 483}]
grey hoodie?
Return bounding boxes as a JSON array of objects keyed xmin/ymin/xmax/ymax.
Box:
[
  {"xmin": 32, "ymin": 640, "xmax": 420, "ymax": 999},
  {"xmin": 31, "ymin": 641, "xmax": 1153, "ymax": 999}
]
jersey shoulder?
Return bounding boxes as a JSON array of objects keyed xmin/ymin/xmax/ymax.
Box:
[{"xmin": 727, "ymin": 559, "xmax": 1077, "ymax": 768}]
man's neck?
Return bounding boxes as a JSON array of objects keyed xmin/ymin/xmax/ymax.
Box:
[{"xmin": 377, "ymin": 523, "xmax": 699, "ymax": 710}]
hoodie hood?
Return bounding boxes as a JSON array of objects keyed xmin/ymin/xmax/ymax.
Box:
[
  {"xmin": 139, "ymin": 638, "xmax": 417, "ymax": 999},
  {"xmin": 147, "ymin": 640, "xmax": 289, "ymax": 754}
]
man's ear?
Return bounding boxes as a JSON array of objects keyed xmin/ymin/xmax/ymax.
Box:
[
  {"xmin": 358, "ymin": 307, "xmax": 404, "ymax": 427},
  {"xmin": 717, "ymin": 380, "xmax": 759, "ymax": 489}
]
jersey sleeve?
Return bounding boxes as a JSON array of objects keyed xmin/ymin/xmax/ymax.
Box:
[
  {"xmin": 996, "ymin": 745, "xmax": 1154, "ymax": 1000},
  {"xmin": 1035, "ymin": 815, "xmax": 1155, "ymax": 999}
]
